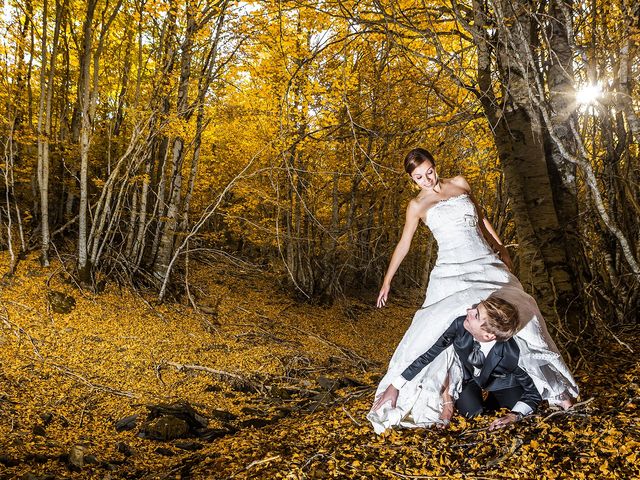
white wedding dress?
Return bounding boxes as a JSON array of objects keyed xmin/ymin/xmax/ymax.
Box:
[{"xmin": 367, "ymin": 194, "xmax": 579, "ymax": 434}]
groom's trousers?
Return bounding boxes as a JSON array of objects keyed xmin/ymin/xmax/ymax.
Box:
[{"xmin": 455, "ymin": 380, "xmax": 524, "ymax": 418}]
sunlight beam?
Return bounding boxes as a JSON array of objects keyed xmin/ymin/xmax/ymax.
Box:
[{"xmin": 576, "ymin": 84, "xmax": 602, "ymax": 105}]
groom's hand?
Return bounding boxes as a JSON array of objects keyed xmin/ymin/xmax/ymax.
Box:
[
  {"xmin": 372, "ymin": 385, "xmax": 399, "ymax": 412},
  {"xmin": 488, "ymin": 412, "xmax": 520, "ymax": 430},
  {"xmin": 558, "ymin": 391, "xmax": 574, "ymax": 410}
]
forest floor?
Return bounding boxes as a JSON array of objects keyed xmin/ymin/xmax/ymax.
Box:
[{"xmin": 0, "ymin": 253, "xmax": 638, "ymax": 479}]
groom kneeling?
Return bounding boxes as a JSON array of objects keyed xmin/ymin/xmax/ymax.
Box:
[{"xmin": 372, "ymin": 295, "xmax": 541, "ymax": 430}]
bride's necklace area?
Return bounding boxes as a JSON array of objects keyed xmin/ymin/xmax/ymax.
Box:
[{"xmin": 417, "ymin": 188, "xmax": 447, "ymax": 204}]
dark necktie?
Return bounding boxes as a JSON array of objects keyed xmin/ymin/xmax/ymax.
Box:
[{"xmin": 468, "ymin": 341, "xmax": 485, "ymax": 369}]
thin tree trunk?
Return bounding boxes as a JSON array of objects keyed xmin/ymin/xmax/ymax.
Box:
[
  {"xmin": 154, "ymin": 137, "xmax": 184, "ymax": 279},
  {"xmin": 544, "ymin": 0, "xmax": 580, "ymax": 282},
  {"xmin": 180, "ymin": 8, "xmax": 227, "ymax": 230},
  {"xmin": 77, "ymin": 0, "xmax": 98, "ymax": 282},
  {"xmin": 148, "ymin": 3, "xmax": 178, "ymax": 268},
  {"xmin": 77, "ymin": 0, "xmax": 122, "ymax": 281},
  {"xmin": 113, "ymin": 30, "xmax": 133, "ymax": 137},
  {"xmin": 36, "ymin": 0, "xmax": 63, "ymax": 266},
  {"xmin": 4, "ymin": 133, "xmax": 17, "ymax": 275},
  {"xmin": 36, "ymin": 0, "xmax": 48, "ymax": 265}
]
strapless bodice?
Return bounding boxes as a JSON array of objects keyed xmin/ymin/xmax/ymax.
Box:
[{"xmin": 425, "ymin": 194, "xmax": 494, "ymax": 263}]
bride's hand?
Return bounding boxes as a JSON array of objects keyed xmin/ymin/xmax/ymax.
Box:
[
  {"xmin": 376, "ymin": 284, "xmax": 390, "ymax": 308},
  {"xmin": 497, "ymin": 245, "xmax": 514, "ymax": 272},
  {"xmin": 371, "ymin": 385, "xmax": 399, "ymax": 412}
]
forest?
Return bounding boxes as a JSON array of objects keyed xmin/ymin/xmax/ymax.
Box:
[{"xmin": 0, "ymin": 0, "xmax": 638, "ymax": 478}]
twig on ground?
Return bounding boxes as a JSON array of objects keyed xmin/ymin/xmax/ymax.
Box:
[
  {"xmin": 234, "ymin": 330, "xmax": 300, "ymax": 346},
  {"xmin": 267, "ymin": 381, "xmax": 320, "ymax": 395},
  {"xmin": 79, "ymin": 394, "xmax": 95, "ymax": 428},
  {"xmin": 133, "ymin": 288, "xmax": 168, "ymax": 323},
  {"xmin": 236, "ymin": 306, "xmax": 372, "ymax": 370},
  {"xmin": 458, "ymin": 426, "xmax": 489, "ymax": 437},
  {"xmin": 166, "ymin": 361, "xmax": 249, "ymax": 382},
  {"xmin": 484, "ymin": 437, "xmax": 523, "ymax": 468},
  {"xmin": 165, "ymin": 361, "xmax": 260, "ymax": 393},
  {"xmin": 51, "ymin": 363, "xmax": 138, "ymax": 398},
  {"xmin": 287, "ymin": 324, "xmax": 371, "ymax": 370},
  {"xmin": 1, "ymin": 299, "xmax": 36, "ymax": 312},
  {"xmin": 244, "ymin": 455, "xmax": 280, "ymax": 471},
  {"xmin": 342, "ymin": 405, "xmax": 361, "ymax": 426},
  {"xmin": 301, "ymin": 452, "xmax": 328, "ymax": 471},
  {"xmin": 154, "ymin": 453, "xmax": 206, "ymax": 480},
  {"xmin": 540, "ymin": 397, "xmax": 595, "ymax": 423},
  {"xmin": 450, "ymin": 441, "xmax": 482, "ymax": 448},
  {"xmin": 0, "ymin": 304, "xmax": 43, "ymax": 359},
  {"xmin": 385, "ymin": 470, "xmax": 449, "ymax": 479},
  {"xmin": 153, "ymin": 358, "xmax": 166, "ymax": 387},
  {"xmin": 343, "ymin": 385, "xmax": 375, "ymax": 402},
  {"xmin": 309, "ymin": 389, "xmax": 334, "ymax": 414},
  {"xmin": 184, "ymin": 244, "xmax": 199, "ymax": 313}
]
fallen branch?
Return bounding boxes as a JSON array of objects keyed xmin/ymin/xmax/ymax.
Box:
[
  {"xmin": 51, "ymin": 363, "xmax": 138, "ymax": 398},
  {"xmin": 541, "ymin": 397, "xmax": 595, "ymax": 423},
  {"xmin": 342, "ymin": 405, "xmax": 361, "ymax": 426},
  {"xmin": 244, "ymin": 455, "xmax": 280, "ymax": 471},
  {"xmin": 287, "ymin": 324, "xmax": 372, "ymax": 369},
  {"xmin": 385, "ymin": 470, "xmax": 447, "ymax": 479},
  {"xmin": 166, "ymin": 361, "xmax": 249, "ymax": 382},
  {"xmin": 166, "ymin": 361, "xmax": 324, "ymax": 397},
  {"xmin": 484, "ymin": 437, "xmax": 523, "ymax": 468},
  {"xmin": 165, "ymin": 361, "xmax": 260, "ymax": 393}
]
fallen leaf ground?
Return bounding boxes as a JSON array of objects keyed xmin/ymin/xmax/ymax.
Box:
[{"xmin": 0, "ymin": 254, "xmax": 638, "ymax": 479}]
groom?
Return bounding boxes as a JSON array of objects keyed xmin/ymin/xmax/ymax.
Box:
[{"xmin": 372, "ymin": 295, "xmax": 542, "ymax": 430}]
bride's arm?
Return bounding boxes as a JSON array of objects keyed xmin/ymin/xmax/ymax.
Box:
[
  {"xmin": 452, "ymin": 176, "xmax": 514, "ymax": 271},
  {"xmin": 479, "ymin": 213, "xmax": 514, "ymax": 271},
  {"xmin": 376, "ymin": 200, "xmax": 422, "ymax": 307}
]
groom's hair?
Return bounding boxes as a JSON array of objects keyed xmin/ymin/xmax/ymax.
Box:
[{"xmin": 479, "ymin": 295, "xmax": 519, "ymax": 341}]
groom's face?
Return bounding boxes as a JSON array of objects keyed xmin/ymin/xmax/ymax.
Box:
[{"xmin": 464, "ymin": 303, "xmax": 497, "ymax": 342}]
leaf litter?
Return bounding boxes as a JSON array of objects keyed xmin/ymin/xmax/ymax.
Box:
[{"xmin": 0, "ymin": 254, "xmax": 638, "ymax": 479}]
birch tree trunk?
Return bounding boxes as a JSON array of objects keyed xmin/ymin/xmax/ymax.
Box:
[
  {"xmin": 36, "ymin": 0, "xmax": 63, "ymax": 266},
  {"xmin": 153, "ymin": 2, "xmax": 195, "ymax": 280},
  {"xmin": 77, "ymin": 0, "xmax": 98, "ymax": 283},
  {"xmin": 180, "ymin": 7, "xmax": 227, "ymax": 231},
  {"xmin": 4, "ymin": 131, "xmax": 17, "ymax": 274},
  {"xmin": 148, "ymin": 3, "xmax": 178, "ymax": 268},
  {"xmin": 35, "ymin": 0, "xmax": 48, "ymax": 266},
  {"xmin": 6, "ymin": 1, "xmax": 31, "ymax": 265},
  {"xmin": 463, "ymin": 0, "xmax": 575, "ymax": 320},
  {"xmin": 544, "ymin": 0, "xmax": 581, "ymax": 281},
  {"xmin": 77, "ymin": 0, "xmax": 122, "ymax": 282}
]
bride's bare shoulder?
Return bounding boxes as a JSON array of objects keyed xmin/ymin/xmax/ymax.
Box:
[
  {"xmin": 407, "ymin": 195, "xmax": 431, "ymax": 217},
  {"xmin": 448, "ymin": 175, "xmax": 471, "ymax": 192}
]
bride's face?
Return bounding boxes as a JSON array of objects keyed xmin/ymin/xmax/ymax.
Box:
[
  {"xmin": 410, "ymin": 161, "xmax": 437, "ymax": 191},
  {"xmin": 464, "ymin": 304, "xmax": 497, "ymax": 342}
]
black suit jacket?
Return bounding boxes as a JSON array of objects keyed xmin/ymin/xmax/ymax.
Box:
[{"xmin": 401, "ymin": 316, "xmax": 542, "ymax": 411}]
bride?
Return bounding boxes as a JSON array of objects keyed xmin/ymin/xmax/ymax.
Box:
[{"xmin": 368, "ymin": 148, "xmax": 578, "ymax": 434}]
